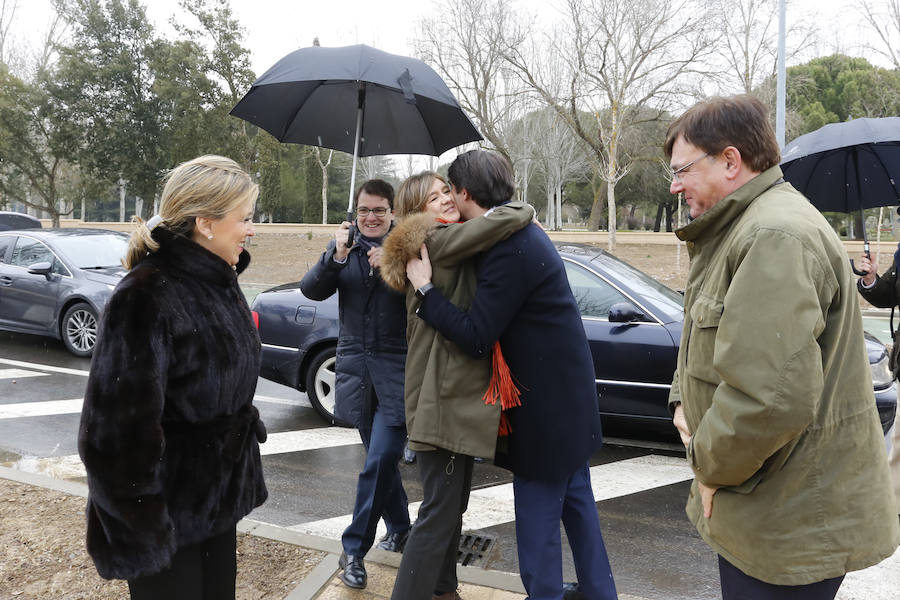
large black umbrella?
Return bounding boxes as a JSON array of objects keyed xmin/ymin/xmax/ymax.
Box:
[
  {"xmin": 231, "ymin": 44, "xmax": 483, "ymax": 223},
  {"xmin": 781, "ymin": 116, "xmax": 900, "ymax": 273}
]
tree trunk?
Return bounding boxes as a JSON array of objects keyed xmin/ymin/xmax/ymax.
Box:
[
  {"xmin": 586, "ymin": 180, "xmax": 607, "ymax": 231},
  {"xmin": 545, "ymin": 188, "xmax": 555, "ymax": 229},
  {"xmin": 556, "ymin": 183, "xmax": 563, "ymax": 230},
  {"xmin": 605, "ymin": 106, "xmax": 622, "ymax": 248},
  {"xmin": 320, "ymin": 168, "xmax": 328, "ymax": 225},
  {"xmin": 653, "ymin": 202, "xmax": 664, "ymax": 232},
  {"xmin": 118, "ymin": 180, "xmax": 126, "ymax": 222}
]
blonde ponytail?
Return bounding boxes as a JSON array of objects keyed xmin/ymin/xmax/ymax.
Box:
[{"xmin": 122, "ymin": 216, "xmax": 161, "ymax": 270}]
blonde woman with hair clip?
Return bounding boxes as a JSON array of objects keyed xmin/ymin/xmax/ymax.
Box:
[
  {"xmin": 78, "ymin": 155, "xmax": 268, "ymax": 599},
  {"xmin": 381, "ymin": 170, "xmax": 534, "ymax": 600}
]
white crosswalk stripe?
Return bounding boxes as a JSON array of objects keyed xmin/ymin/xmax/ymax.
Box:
[
  {"xmin": 0, "ymin": 358, "xmax": 90, "ymax": 377},
  {"xmin": 0, "ymin": 426, "xmax": 363, "ymax": 479},
  {"xmin": 290, "ymin": 455, "xmax": 694, "ymax": 539},
  {"xmin": 0, "ymin": 399, "xmax": 83, "ymax": 419},
  {"xmin": 0, "ymin": 368, "xmax": 49, "ymax": 380}
]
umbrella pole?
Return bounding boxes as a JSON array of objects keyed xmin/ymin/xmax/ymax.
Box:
[
  {"xmin": 877, "ymin": 206, "xmax": 884, "ymax": 268},
  {"xmin": 850, "ymin": 150, "xmax": 870, "ymax": 275},
  {"xmin": 346, "ymin": 83, "xmax": 366, "ymax": 247}
]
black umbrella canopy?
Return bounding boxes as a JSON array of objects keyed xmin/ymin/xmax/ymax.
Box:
[
  {"xmin": 780, "ymin": 117, "xmax": 900, "ymax": 213},
  {"xmin": 230, "ymin": 44, "xmax": 482, "ymax": 157}
]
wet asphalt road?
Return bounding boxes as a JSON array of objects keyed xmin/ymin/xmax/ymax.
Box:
[{"xmin": 0, "ymin": 329, "xmax": 724, "ymax": 599}]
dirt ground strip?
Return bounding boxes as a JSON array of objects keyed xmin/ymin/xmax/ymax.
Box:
[
  {"xmin": 0, "ymin": 478, "xmax": 324, "ymax": 600},
  {"xmin": 241, "ymin": 230, "xmax": 693, "ymax": 292}
]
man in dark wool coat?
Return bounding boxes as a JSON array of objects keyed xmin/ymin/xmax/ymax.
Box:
[
  {"xmin": 407, "ymin": 150, "xmax": 617, "ymax": 600},
  {"xmin": 300, "ymin": 179, "xmax": 410, "ymax": 590}
]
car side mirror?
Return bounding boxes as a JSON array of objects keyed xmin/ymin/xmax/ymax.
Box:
[
  {"xmin": 27, "ymin": 262, "xmax": 53, "ymax": 277},
  {"xmin": 608, "ymin": 302, "xmax": 645, "ymax": 323}
]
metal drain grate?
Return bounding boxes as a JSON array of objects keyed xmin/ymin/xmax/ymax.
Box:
[{"xmin": 457, "ymin": 532, "xmax": 496, "ymax": 567}]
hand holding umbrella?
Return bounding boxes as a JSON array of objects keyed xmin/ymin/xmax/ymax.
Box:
[{"xmin": 781, "ymin": 117, "xmax": 900, "ymax": 276}]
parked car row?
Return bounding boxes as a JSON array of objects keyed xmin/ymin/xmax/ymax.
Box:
[
  {"xmin": 0, "ymin": 228, "xmax": 895, "ymax": 438},
  {"xmin": 250, "ymin": 243, "xmax": 899, "ymax": 437}
]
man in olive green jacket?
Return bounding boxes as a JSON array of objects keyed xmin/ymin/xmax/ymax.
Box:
[{"xmin": 665, "ymin": 95, "xmax": 899, "ymax": 598}]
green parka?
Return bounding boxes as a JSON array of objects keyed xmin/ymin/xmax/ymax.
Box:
[
  {"xmin": 380, "ymin": 203, "xmax": 534, "ymax": 458},
  {"xmin": 669, "ymin": 166, "xmax": 899, "ymax": 585}
]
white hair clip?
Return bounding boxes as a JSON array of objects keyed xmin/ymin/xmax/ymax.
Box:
[{"xmin": 146, "ymin": 215, "xmax": 164, "ymax": 231}]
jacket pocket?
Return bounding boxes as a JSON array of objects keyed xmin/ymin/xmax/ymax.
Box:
[{"xmin": 684, "ymin": 294, "xmax": 723, "ymax": 385}]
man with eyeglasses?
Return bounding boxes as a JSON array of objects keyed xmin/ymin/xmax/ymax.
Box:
[
  {"xmin": 665, "ymin": 95, "xmax": 898, "ymax": 599},
  {"xmin": 300, "ymin": 179, "xmax": 411, "ymax": 590}
]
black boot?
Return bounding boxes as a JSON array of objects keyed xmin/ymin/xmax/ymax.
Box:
[{"xmin": 338, "ymin": 552, "xmax": 367, "ymax": 589}]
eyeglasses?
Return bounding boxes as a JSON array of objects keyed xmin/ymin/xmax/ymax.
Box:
[
  {"xmin": 356, "ymin": 207, "xmax": 389, "ymax": 218},
  {"xmin": 669, "ymin": 153, "xmax": 709, "ymax": 182}
]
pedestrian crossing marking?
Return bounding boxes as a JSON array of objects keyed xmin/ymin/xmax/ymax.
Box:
[
  {"xmin": 0, "ymin": 358, "xmax": 89, "ymax": 377},
  {"xmin": 0, "ymin": 425, "xmax": 362, "ymax": 479},
  {"xmin": 0, "ymin": 398, "xmax": 84, "ymax": 419},
  {"xmin": 0, "ymin": 368, "xmax": 49, "ymax": 380},
  {"xmin": 289, "ymin": 455, "xmax": 694, "ymax": 540},
  {"xmin": 259, "ymin": 428, "xmax": 361, "ymax": 454}
]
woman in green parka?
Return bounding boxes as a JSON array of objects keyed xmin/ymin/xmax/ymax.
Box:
[{"xmin": 380, "ymin": 171, "xmax": 533, "ymax": 600}]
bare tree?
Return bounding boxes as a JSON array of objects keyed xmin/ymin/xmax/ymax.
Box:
[
  {"xmin": 359, "ymin": 155, "xmax": 395, "ymax": 181},
  {"xmin": 504, "ymin": 95, "xmax": 545, "ymax": 206},
  {"xmin": 532, "ymin": 108, "xmax": 591, "ymax": 230},
  {"xmin": 860, "ymin": 0, "xmax": 900, "ymax": 70},
  {"xmin": 0, "ymin": 0, "xmax": 17, "ymax": 66},
  {"xmin": 313, "ymin": 146, "xmax": 333, "ymax": 225},
  {"xmin": 414, "ymin": 0, "xmax": 528, "ymax": 159},
  {"xmin": 1, "ymin": 0, "xmax": 66, "ymax": 78},
  {"xmin": 507, "ymin": 0, "xmax": 718, "ymax": 249},
  {"xmin": 714, "ymin": 0, "xmax": 817, "ymax": 94}
]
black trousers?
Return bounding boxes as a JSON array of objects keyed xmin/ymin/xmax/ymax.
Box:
[
  {"xmin": 390, "ymin": 448, "xmax": 474, "ymax": 600},
  {"xmin": 719, "ymin": 556, "xmax": 844, "ymax": 600},
  {"xmin": 128, "ymin": 525, "xmax": 237, "ymax": 600}
]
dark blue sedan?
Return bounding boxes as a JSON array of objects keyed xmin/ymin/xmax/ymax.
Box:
[{"xmin": 251, "ymin": 244, "xmax": 897, "ymax": 436}]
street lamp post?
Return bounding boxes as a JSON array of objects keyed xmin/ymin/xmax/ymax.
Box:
[{"xmin": 776, "ymin": 0, "xmax": 786, "ymax": 149}]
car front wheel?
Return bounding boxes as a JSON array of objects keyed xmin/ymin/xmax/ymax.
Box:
[
  {"xmin": 304, "ymin": 346, "xmax": 349, "ymax": 427},
  {"xmin": 61, "ymin": 302, "xmax": 98, "ymax": 357}
]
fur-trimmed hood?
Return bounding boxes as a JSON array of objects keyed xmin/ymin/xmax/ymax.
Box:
[{"xmin": 381, "ymin": 212, "xmax": 441, "ymax": 292}]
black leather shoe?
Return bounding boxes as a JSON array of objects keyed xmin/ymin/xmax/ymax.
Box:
[
  {"xmin": 376, "ymin": 529, "xmax": 410, "ymax": 553},
  {"xmin": 338, "ymin": 552, "xmax": 367, "ymax": 589},
  {"xmin": 563, "ymin": 581, "xmax": 584, "ymax": 600}
]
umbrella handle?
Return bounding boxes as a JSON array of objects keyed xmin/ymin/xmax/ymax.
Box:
[
  {"xmin": 346, "ymin": 210, "xmax": 356, "ymax": 248},
  {"xmin": 849, "ymin": 244, "xmax": 871, "ymax": 276}
]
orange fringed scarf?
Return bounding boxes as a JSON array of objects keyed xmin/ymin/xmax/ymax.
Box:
[{"xmin": 482, "ymin": 341, "xmax": 522, "ymax": 436}]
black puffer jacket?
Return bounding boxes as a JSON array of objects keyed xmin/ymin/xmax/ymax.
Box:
[
  {"xmin": 300, "ymin": 240, "xmax": 407, "ymax": 428},
  {"xmin": 78, "ymin": 228, "xmax": 267, "ymax": 580}
]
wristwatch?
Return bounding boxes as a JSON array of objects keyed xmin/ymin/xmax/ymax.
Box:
[{"xmin": 415, "ymin": 282, "xmax": 434, "ymax": 299}]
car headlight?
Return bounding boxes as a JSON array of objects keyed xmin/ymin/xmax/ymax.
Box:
[{"xmin": 870, "ymin": 352, "xmax": 894, "ymax": 390}]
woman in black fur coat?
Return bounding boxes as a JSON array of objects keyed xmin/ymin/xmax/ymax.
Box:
[{"xmin": 78, "ymin": 155, "xmax": 268, "ymax": 599}]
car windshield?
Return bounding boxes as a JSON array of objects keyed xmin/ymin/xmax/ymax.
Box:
[
  {"xmin": 53, "ymin": 234, "xmax": 129, "ymax": 268},
  {"xmin": 590, "ymin": 252, "xmax": 684, "ymax": 322}
]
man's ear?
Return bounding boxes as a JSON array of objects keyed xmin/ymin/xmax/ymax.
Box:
[{"xmin": 722, "ymin": 146, "xmax": 743, "ymax": 181}]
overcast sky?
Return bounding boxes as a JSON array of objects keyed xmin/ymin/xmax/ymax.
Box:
[{"xmin": 10, "ymin": 0, "xmax": 886, "ymax": 77}]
